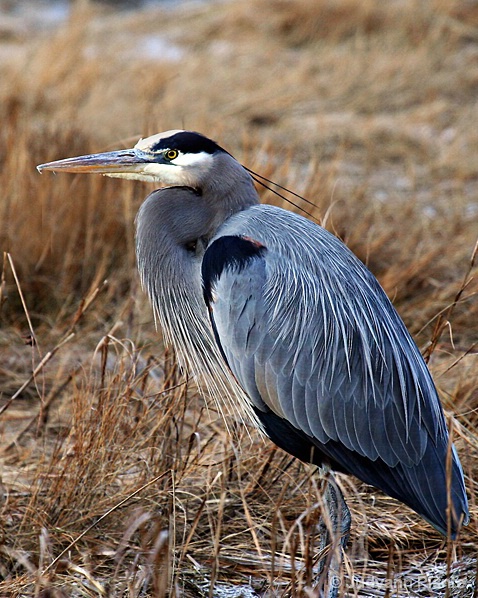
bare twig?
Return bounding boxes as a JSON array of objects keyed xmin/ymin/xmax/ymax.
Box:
[
  {"xmin": 423, "ymin": 239, "xmax": 477, "ymax": 362},
  {"xmin": 42, "ymin": 471, "xmax": 170, "ymax": 575}
]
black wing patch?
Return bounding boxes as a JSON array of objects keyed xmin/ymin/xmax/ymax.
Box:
[{"xmin": 202, "ymin": 235, "xmax": 267, "ymax": 305}]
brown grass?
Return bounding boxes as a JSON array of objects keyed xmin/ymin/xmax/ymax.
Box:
[{"xmin": 0, "ymin": 0, "xmax": 477, "ymax": 596}]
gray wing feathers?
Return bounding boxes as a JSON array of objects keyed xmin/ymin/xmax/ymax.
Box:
[{"xmin": 209, "ymin": 205, "xmax": 446, "ymax": 469}]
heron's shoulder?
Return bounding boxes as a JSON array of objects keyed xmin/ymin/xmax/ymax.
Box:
[
  {"xmin": 218, "ymin": 204, "xmax": 325, "ymax": 246},
  {"xmin": 232, "ymin": 204, "xmax": 315, "ymax": 227},
  {"xmin": 217, "ymin": 204, "xmax": 361, "ymax": 274}
]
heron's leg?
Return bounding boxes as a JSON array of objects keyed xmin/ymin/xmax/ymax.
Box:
[{"xmin": 316, "ymin": 474, "xmax": 351, "ymax": 598}]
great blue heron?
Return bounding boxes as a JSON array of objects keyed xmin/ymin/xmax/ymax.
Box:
[{"xmin": 38, "ymin": 130, "xmax": 469, "ymax": 594}]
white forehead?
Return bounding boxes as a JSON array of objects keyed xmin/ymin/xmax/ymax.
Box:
[{"xmin": 134, "ymin": 130, "xmax": 184, "ymax": 151}]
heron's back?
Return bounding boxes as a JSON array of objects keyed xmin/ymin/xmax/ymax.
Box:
[{"xmin": 204, "ymin": 204, "xmax": 468, "ymax": 536}]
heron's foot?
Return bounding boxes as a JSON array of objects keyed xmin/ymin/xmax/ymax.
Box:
[
  {"xmin": 310, "ymin": 574, "xmax": 341, "ymax": 598},
  {"xmin": 316, "ymin": 475, "xmax": 351, "ymax": 598}
]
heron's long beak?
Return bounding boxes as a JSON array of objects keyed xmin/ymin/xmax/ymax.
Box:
[{"xmin": 37, "ymin": 149, "xmax": 151, "ymax": 181}]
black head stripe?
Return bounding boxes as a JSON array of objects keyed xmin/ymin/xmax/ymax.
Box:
[{"xmin": 151, "ymin": 131, "xmax": 226, "ymax": 155}]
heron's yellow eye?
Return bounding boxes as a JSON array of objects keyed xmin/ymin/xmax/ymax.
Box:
[{"xmin": 165, "ymin": 149, "xmax": 179, "ymax": 161}]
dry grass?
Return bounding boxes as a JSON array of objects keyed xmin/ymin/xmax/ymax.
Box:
[{"xmin": 0, "ymin": 0, "xmax": 477, "ymax": 595}]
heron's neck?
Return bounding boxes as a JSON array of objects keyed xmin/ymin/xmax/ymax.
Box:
[{"xmin": 201, "ymin": 154, "xmax": 259, "ymax": 230}]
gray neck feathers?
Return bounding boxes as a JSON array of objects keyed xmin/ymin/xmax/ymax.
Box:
[
  {"xmin": 201, "ymin": 153, "xmax": 259, "ymax": 221},
  {"xmin": 135, "ymin": 187, "xmax": 212, "ymax": 360},
  {"xmin": 134, "ymin": 159, "xmax": 261, "ymax": 426}
]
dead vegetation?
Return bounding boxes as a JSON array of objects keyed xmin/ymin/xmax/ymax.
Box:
[{"xmin": 0, "ymin": 0, "xmax": 477, "ymax": 595}]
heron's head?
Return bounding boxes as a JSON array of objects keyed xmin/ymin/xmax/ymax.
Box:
[{"xmin": 37, "ymin": 130, "xmax": 231, "ymax": 189}]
